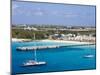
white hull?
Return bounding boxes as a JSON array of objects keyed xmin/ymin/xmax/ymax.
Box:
[
  {"xmin": 22, "ymin": 60, "xmax": 46, "ymax": 66},
  {"xmin": 84, "ymin": 55, "xmax": 94, "ymax": 58}
]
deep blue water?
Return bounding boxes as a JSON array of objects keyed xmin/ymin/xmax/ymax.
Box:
[{"xmin": 12, "ymin": 41, "xmax": 96, "ymax": 74}]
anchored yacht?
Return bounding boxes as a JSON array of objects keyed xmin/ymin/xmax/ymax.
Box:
[{"xmin": 22, "ymin": 33, "xmax": 46, "ymax": 66}]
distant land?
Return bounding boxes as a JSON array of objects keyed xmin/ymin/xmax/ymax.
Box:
[{"xmin": 12, "ymin": 24, "xmax": 95, "ymax": 28}]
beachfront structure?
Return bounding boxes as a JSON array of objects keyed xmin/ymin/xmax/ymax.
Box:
[
  {"xmin": 24, "ymin": 26, "xmax": 37, "ymax": 31},
  {"xmin": 49, "ymin": 34, "xmax": 95, "ymax": 42},
  {"xmin": 48, "ymin": 34, "xmax": 65, "ymax": 40},
  {"xmin": 66, "ymin": 35, "xmax": 95, "ymax": 42}
]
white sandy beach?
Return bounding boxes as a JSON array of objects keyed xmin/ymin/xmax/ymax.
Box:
[
  {"xmin": 41, "ymin": 39, "xmax": 93, "ymax": 44},
  {"xmin": 12, "ymin": 38, "xmax": 31, "ymax": 42},
  {"xmin": 12, "ymin": 38, "xmax": 94, "ymax": 44}
]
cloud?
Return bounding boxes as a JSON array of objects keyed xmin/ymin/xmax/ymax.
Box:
[
  {"xmin": 63, "ymin": 13, "xmax": 78, "ymax": 18},
  {"xmin": 32, "ymin": 8, "xmax": 45, "ymax": 16},
  {"xmin": 51, "ymin": 11, "xmax": 59, "ymax": 15},
  {"xmin": 33, "ymin": 11, "xmax": 44, "ymax": 16},
  {"xmin": 50, "ymin": 11, "xmax": 78, "ymax": 18},
  {"xmin": 13, "ymin": 7, "xmax": 45, "ymax": 16},
  {"xmin": 12, "ymin": 3, "xmax": 78, "ymax": 18},
  {"xmin": 12, "ymin": 4, "xmax": 19, "ymax": 9}
]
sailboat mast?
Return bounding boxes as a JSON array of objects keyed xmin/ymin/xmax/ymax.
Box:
[
  {"xmin": 34, "ymin": 33, "xmax": 37, "ymax": 61},
  {"xmin": 34, "ymin": 49, "xmax": 37, "ymax": 61}
]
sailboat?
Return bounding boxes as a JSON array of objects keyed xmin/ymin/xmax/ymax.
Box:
[
  {"xmin": 22, "ymin": 33, "xmax": 46, "ymax": 66},
  {"xmin": 22, "ymin": 49, "xmax": 46, "ymax": 66}
]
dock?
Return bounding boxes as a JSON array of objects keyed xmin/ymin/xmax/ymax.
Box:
[
  {"xmin": 16, "ymin": 45, "xmax": 60, "ymax": 51},
  {"xmin": 16, "ymin": 43, "xmax": 95, "ymax": 51}
]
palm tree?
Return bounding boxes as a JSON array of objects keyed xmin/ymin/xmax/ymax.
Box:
[{"xmin": 15, "ymin": 31, "xmax": 19, "ymax": 38}]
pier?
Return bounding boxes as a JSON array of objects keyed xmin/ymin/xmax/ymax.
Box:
[
  {"xmin": 16, "ymin": 43, "xmax": 95, "ymax": 51},
  {"xmin": 16, "ymin": 45, "xmax": 60, "ymax": 51}
]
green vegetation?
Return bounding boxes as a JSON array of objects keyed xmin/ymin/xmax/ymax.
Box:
[
  {"xmin": 59, "ymin": 30, "xmax": 95, "ymax": 36},
  {"xmin": 12, "ymin": 29, "xmax": 96, "ymax": 39},
  {"xmin": 12, "ymin": 29, "xmax": 50, "ymax": 39}
]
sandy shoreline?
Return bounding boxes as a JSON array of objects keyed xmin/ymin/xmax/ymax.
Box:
[
  {"xmin": 12, "ymin": 38, "xmax": 94, "ymax": 44},
  {"xmin": 12, "ymin": 38, "xmax": 32, "ymax": 42},
  {"xmin": 41, "ymin": 39, "xmax": 94, "ymax": 44}
]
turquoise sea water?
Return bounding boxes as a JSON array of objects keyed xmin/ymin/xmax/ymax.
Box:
[{"xmin": 12, "ymin": 41, "xmax": 96, "ymax": 74}]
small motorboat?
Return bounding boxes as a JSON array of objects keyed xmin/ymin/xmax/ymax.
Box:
[
  {"xmin": 22, "ymin": 60, "xmax": 46, "ymax": 66},
  {"xmin": 83, "ymin": 55, "xmax": 94, "ymax": 58}
]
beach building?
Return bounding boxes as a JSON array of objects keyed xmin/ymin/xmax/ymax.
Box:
[{"xmin": 24, "ymin": 26, "xmax": 37, "ymax": 31}]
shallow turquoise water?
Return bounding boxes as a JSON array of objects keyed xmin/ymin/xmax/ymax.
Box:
[{"xmin": 12, "ymin": 41, "xmax": 96, "ymax": 74}]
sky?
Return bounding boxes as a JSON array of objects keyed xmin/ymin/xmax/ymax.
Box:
[{"xmin": 12, "ymin": 1, "xmax": 96, "ymax": 26}]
